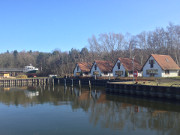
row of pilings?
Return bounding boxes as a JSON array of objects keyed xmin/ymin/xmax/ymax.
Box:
[
  {"xmin": 0, "ymin": 78, "xmax": 55, "ymax": 87},
  {"xmin": 56, "ymin": 78, "xmax": 108, "ymax": 88},
  {"xmin": 106, "ymin": 82, "xmax": 180, "ymax": 100}
]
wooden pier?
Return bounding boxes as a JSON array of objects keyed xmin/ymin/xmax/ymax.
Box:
[{"xmin": 0, "ymin": 78, "xmax": 53, "ymax": 87}]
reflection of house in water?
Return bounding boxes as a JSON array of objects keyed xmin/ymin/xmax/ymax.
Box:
[
  {"xmin": 24, "ymin": 90, "xmax": 39, "ymax": 98},
  {"xmin": 91, "ymin": 90, "xmax": 106, "ymax": 103},
  {"xmin": 73, "ymin": 87, "xmax": 107, "ymax": 103}
]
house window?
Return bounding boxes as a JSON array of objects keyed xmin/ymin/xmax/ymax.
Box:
[
  {"xmin": 115, "ymin": 71, "xmax": 123, "ymax": 76},
  {"xmin": 84, "ymin": 72, "xmax": 88, "ymax": 75},
  {"xmin": 149, "ymin": 60, "xmax": 154, "ymax": 68},
  {"xmin": 146, "ymin": 69, "xmax": 158, "ymax": 77},
  {"xmin": 165, "ymin": 70, "xmax": 169, "ymax": 74},
  {"xmin": 104, "ymin": 72, "xmax": 108, "ymax": 75},
  {"xmin": 129, "ymin": 71, "xmax": 133, "ymax": 75},
  {"xmin": 94, "ymin": 65, "xmax": 97, "ymax": 70},
  {"xmin": 77, "ymin": 66, "xmax": 79, "ymax": 71},
  {"xmin": 117, "ymin": 62, "xmax": 120, "ymax": 69}
]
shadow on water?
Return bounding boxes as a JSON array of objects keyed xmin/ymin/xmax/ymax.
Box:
[{"xmin": 0, "ymin": 85, "xmax": 180, "ymax": 134}]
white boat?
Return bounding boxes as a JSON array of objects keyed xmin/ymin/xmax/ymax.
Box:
[{"xmin": 23, "ymin": 64, "xmax": 38, "ymax": 73}]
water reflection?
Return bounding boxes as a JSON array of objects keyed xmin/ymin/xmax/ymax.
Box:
[{"xmin": 0, "ymin": 85, "xmax": 180, "ymax": 135}]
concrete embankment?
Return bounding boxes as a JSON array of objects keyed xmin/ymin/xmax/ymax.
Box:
[{"xmin": 106, "ymin": 82, "xmax": 180, "ymax": 100}]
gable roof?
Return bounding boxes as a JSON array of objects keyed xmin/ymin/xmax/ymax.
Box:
[
  {"xmin": 94, "ymin": 60, "xmax": 114, "ymax": 72},
  {"xmin": 76, "ymin": 62, "xmax": 92, "ymax": 72},
  {"xmin": 117, "ymin": 58, "xmax": 142, "ymax": 71},
  {"xmin": 151, "ymin": 54, "xmax": 180, "ymax": 70}
]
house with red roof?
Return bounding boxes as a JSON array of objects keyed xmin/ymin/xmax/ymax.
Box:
[
  {"xmin": 73, "ymin": 62, "xmax": 92, "ymax": 77},
  {"xmin": 142, "ymin": 54, "xmax": 180, "ymax": 77},
  {"xmin": 90, "ymin": 60, "xmax": 114, "ymax": 77},
  {"xmin": 112, "ymin": 58, "xmax": 142, "ymax": 77}
]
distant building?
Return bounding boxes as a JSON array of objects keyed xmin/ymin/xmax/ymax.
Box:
[
  {"xmin": 73, "ymin": 62, "xmax": 92, "ymax": 77},
  {"xmin": 0, "ymin": 72, "xmax": 10, "ymax": 78},
  {"xmin": 112, "ymin": 58, "xmax": 142, "ymax": 77},
  {"xmin": 142, "ymin": 54, "xmax": 180, "ymax": 77},
  {"xmin": 90, "ymin": 60, "xmax": 114, "ymax": 77}
]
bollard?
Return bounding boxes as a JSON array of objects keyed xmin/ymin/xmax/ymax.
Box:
[
  {"xmin": 64, "ymin": 79, "xmax": 66, "ymax": 86},
  {"xmin": 89, "ymin": 80, "xmax": 91, "ymax": 88},
  {"xmin": 79, "ymin": 80, "xmax": 81, "ymax": 87},
  {"xmin": 71, "ymin": 79, "xmax": 73, "ymax": 87}
]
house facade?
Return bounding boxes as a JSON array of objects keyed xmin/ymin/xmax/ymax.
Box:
[
  {"xmin": 73, "ymin": 62, "xmax": 92, "ymax": 77},
  {"xmin": 90, "ymin": 60, "xmax": 113, "ymax": 77},
  {"xmin": 142, "ymin": 54, "xmax": 180, "ymax": 77},
  {"xmin": 112, "ymin": 58, "xmax": 142, "ymax": 77}
]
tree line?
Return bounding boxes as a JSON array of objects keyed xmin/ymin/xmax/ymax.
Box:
[{"xmin": 0, "ymin": 23, "xmax": 179, "ymax": 76}]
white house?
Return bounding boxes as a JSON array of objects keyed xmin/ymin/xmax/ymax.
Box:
[
  {"xmin": 90, "ymin": 60, "xmax": 114, "ymax": 77},
  {"xmin": 112, "ymin": 58, "xmax": 142, "ymax": 77},
  {"xmin": 73, "ymin": 62, "xmax": 92, "ymax": 77},
  {"xmin": 142, "ymin": 54, "xmax": 180, "ymax": 77}
]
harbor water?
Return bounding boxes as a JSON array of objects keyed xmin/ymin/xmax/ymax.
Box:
[{"xmin": 0, "ymin": 85, "xmax": 180, "ymax": 135}]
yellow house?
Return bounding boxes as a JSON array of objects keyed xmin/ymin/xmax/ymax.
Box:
[{"xmin": 0, "ymin": 72, "xmax": 10, "ymax": 78}]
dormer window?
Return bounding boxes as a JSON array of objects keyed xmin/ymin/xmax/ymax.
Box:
[
  {"xmin": 166, "ymin": 58, "xmax": 169, "ymax": 62},
  {"xmin": 94, "ymin": 65, "xmax": 97, "ymax": 70},
  {"xmin": 117, "ymin": 62, "xmax": 120, "ymax": 69}
]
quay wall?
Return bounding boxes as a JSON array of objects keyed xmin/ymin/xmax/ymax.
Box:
[{"xmin": 106, "ymin": 82, "xmax": 180, "ymax": 100}]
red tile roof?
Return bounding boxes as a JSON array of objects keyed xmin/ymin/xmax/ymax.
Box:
[
  {"xmin": 117, "ymin": 58, "xmax": 142, "ymax": 71},
  {"xmin": 94, "ymin": 60, "xmax": 114, "ymax": 72},
  {"xmin": 151, "ymin": 54, "xmax": 180, "ymax": 70},
  {"xmin": 77, "ymin": 62, "xmax": 92, "ymax": 72}
]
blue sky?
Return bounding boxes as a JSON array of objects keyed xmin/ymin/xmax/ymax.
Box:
[{"xmin": 0, "ymin": 0, "xmax": 180, "ymax": 53}]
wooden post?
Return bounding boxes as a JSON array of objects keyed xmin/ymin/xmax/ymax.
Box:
[
  {"xmin": 52, "ymin": 79, "xmax": 54, "ymax": 85},
  {"xmin": 71, "ymin": 79, "xmax": 73, "ymax": 87},
  {"xmin": 79, "ymin": 80, "xmax": 81, "ymax": 87},
  {"xmin": 64, "ymin": 79, "xmax": 66, "ymax": 86},
  {"xmin": 89, "ymin": 80, "xmax": 91, "ymax": 88}
]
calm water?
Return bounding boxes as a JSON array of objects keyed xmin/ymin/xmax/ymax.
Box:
[{"xmin": 0, "ymin": 85, "xmax": 180, "ymax": 135}]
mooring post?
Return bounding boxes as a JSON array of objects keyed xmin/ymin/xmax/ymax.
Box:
[
  {"xmin": 89, "ymin": 80, "xmax": 91, "ymax": 88},
  {"xmin": 52, "ymin": 79, "xmax": 54, "ymax": 85},
  {"xmin": 71, "ymin": 79, "xmax": 73, "ymax": 87},
  {"xmin": 58, "ymin": 79, "xmax": 60, "ymax": 84},
  {"xmin": 79, "ymin": 80, "xmax": 81, "ymax": 87},
  {"xmin": 64, "ymin": 79, "xmax": 66, "ymax": 86},
  {"xmin": 79, "ymin": 88, "xmax": 81, "ymax": 96}
]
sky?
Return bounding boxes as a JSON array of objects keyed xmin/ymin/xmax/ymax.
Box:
[{"xmin": 0, "ymin": 0, "xmax": 180, "ymax": 53}]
